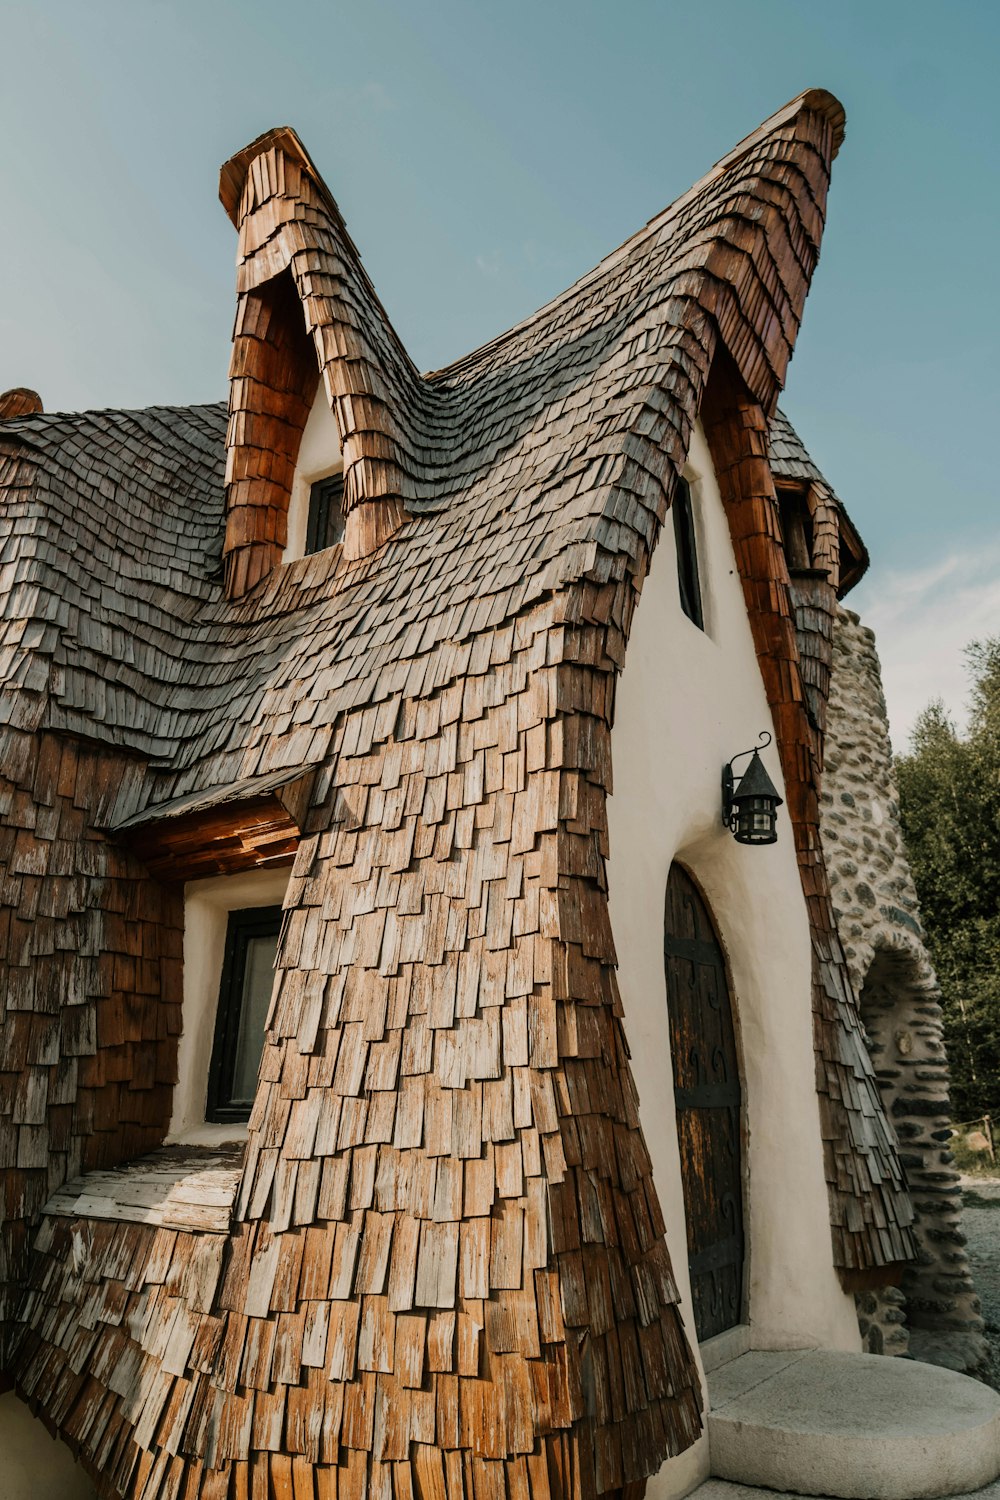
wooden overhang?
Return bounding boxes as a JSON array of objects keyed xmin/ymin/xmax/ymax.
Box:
[
  {"xmin": 42, "ymin": 1146, "xmax": 243, "ymax": 1234},
  {"xmin": 112, "ymin": 765, "xmax": 314, "ymax": 881},
  {"xmin": 837, "ymin": 503, "xmax": 869, "ymax": 596}
]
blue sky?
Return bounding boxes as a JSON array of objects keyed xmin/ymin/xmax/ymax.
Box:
[{"xmin": 2, "ymin": 0, "xmax": 997, "ymax": 746}]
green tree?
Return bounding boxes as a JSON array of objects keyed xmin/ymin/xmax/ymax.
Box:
[{"xmin": 896, "ymin": 639, "xmax": 1000, "ymax": 1121}]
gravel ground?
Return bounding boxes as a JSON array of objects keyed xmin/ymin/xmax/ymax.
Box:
[{"xmin": 961, "ymin": 1176, "xmax": 1000, "ymax": 1391}]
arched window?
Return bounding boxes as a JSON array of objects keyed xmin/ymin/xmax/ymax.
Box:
[{"xmin": 672, "ymin": 478, "xmax": 704, "ymax": 629}]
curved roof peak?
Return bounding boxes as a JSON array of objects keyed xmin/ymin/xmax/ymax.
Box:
[
  {"xmin": 430, "ymin": 88, "xmax": 845, "ymax": 385},
  {"xmin": 217, "ymin": 91, "xmax": 846, "ymax": 595},
  {"xmin": 218, "ymin": 90, "xmax": 845, "ymax": 384},
  {"xmin": 219, "ymin": 125, "xmax": 423, "ymax": 589},
  {"xmin": 219, "ymin": 124, "xmax": 325, "ymax": 224}
]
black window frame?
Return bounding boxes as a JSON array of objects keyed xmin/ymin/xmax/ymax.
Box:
[
  {"xmin": 206, "ymin": 905, "xmax": 283, "ymax": 1124},
  {"xmin": 672, "ymin": 476, "xmax": 704, "ymax": 630},
  {"xmin": 305, "ymin": 471, "xmax": 346, "ymax": 554}
]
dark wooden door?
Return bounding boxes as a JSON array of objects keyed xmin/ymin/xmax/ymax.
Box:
[{"xmin": 664, "ymin": 864, "xmax": 745, "ymax": 1341}]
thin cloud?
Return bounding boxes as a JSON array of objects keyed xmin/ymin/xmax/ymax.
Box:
[
  {"xmin": 360, "ymin": 81, "xmax": 396, "ymax": 112},
  {"xmin": 853, "ymin": 540, "xmax": 1000, "ymax": 752}
]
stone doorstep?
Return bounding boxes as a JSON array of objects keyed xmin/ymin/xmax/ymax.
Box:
[
  {"xmin": 703, "ymin": 1350, "xmax": 1000, "ymax": 1500},
  {"xmin": 689, "ymin": 1483, "xmax": 1000, "ymax": 1500}
]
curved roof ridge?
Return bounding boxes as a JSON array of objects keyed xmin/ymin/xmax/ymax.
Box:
[
  {"xmin": 428, "ymin": 89, "xmax": 844, "ymax": 385},
  {"xmin": 221, "ymin": 127, "xmax": 436, "ymax": 587},
  {"xmin": 220, "ymin": 125, "xmax": 417, "ymax": 374},
  {"xmin": 0, "ymin": 397, "xmax": 226, "ymax": 440}
]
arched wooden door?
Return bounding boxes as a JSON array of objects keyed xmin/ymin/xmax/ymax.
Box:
[{"xmin": 664, "ymin": 864, "xmax": 745, "ymax": 1341}]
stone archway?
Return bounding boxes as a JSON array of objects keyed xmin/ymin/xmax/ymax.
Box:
[{"xmin": 858, "ymin": 944, "xmax": 985, "ymax": 1369}]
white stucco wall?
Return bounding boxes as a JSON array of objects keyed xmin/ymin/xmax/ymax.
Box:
[
  {"xmin": 606, "ymin": 421, "xmax": 859, "ymax": 1498},
  {"xmin": 167, "ymin": 867, "xmax": 290, "ymax": 1145},
  {"xmin": 0, "ymin": 1392, "xmax": 95, "ymax": 1500},
  {"xmin": 283, "ymin": 392, "xmax": 343, "ymax": 562}
]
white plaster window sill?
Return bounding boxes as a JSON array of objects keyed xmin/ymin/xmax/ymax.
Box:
[{"xmin": 164, "ymin": 1124, "xmax": 249, "ymax": 1149}]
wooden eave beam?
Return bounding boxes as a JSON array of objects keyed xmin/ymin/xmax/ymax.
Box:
[
  {"xmin": 837, "ymin": 505, "xmax": 870, "ymax": 597},
  {"xmin": 118, "ymin": 795, "xmax": 300, "ymax": 881},
  {"xmin": 115, "ymin": 770, "xmax": 314, "ymax": 882}
]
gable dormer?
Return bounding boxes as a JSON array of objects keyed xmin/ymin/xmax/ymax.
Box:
[{"xmin": 219, "ymin": 127, "xmax": 419, "ymax": 596}]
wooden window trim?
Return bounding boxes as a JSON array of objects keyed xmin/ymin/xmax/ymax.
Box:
[{"xmin": 206, "ymin": 905, "xmax": 282, "ymax": 1124}]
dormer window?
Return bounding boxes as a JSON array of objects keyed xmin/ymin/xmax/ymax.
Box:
[
  {"xmin": 282, "ymin": 393, "xmax": 344, "ymax": 563},
  {"xmin": 306, "ymin": 472, "xmax": 346, "ymax": 553},
  {"xmin": 777, "ymin": 485, "xmax": 815, "ymax": 572},
  {"xmin": 673, "ymin": 477, "xmax": 704, "ymax": 630}
]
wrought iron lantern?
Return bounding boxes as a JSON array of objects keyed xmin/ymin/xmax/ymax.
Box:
[{"xmin": 722, "ymin": 731, "xmax": 783, "ymax": 845}]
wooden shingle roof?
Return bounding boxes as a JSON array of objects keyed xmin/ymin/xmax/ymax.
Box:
[
  {"xmin": 2, "ymin": 90, "xmax": 847, "ymax": 802},
  {"xmin": 0, "ymin": 90, "xmax": 915, "ymax": 1500}
]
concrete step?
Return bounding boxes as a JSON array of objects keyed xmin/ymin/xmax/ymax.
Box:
[
  {"xmin": 690, "ymin": 1482, "xmax": 1000, "ymax": 1500},
  {"xmin": 704, "ymin": 1350, "xmax": 1000, "ymax": 1499}
]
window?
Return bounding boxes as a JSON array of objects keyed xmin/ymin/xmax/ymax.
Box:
[
  {"xmin": 206, "ymin": 906, "xmax": 282, "ymax": 1123},
  {"xmin": 171, "ymin": 869, "xmax": 290, "ymax": 1143},
  {"xmin": 282, "ymin": 394, "xmax": 343, "ymax": 563},
  {"xmin": 306, "ymin": 472, "xmax": 346, "ymax": 553},
  {"xmin": 777, "ymin": 485, "xmax": 814, "ymax": 571},
  {"xmin": 672, "ymin": 477, "xmax": 704, "ymax": 629}
]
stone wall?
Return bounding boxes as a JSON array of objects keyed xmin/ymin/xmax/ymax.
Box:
[{"xmin": 821, "ymin": 606, "xmax": 987, "ymax": 1373}]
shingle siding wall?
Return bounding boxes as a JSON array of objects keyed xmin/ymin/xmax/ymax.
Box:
[{"xmin": 0, "ymin": 729, "xmax": 183, "ymax": 1366}]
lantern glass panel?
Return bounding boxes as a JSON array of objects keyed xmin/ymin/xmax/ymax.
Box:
[{"xmin": 734, "ymin": 795, "xmax": 777, "ymax": 845}]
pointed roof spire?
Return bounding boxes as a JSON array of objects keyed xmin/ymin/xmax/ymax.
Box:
[{"xmin": 219, "ymin": 126, "xmax": 422, "ymax": 593}]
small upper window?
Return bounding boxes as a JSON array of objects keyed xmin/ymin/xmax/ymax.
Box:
[
  {"xmin": 306, "ymin": 472, "xmax": 346, "ymax": 554},
  {"xmin": 777, "ymin": 486, "xmax": 814, "ymax": 571},
  {"xmin": 672, "ymin": 477, "xmax": 704, "ymax": 630},
  {"xmin": 207, "ymin": 906, "xmax": 281, "ymax": 1123}
]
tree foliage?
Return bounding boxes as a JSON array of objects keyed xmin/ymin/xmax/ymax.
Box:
[{"xmin": 896, "ymin": 638, "xmax": 1000, "ymax": 1122}]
